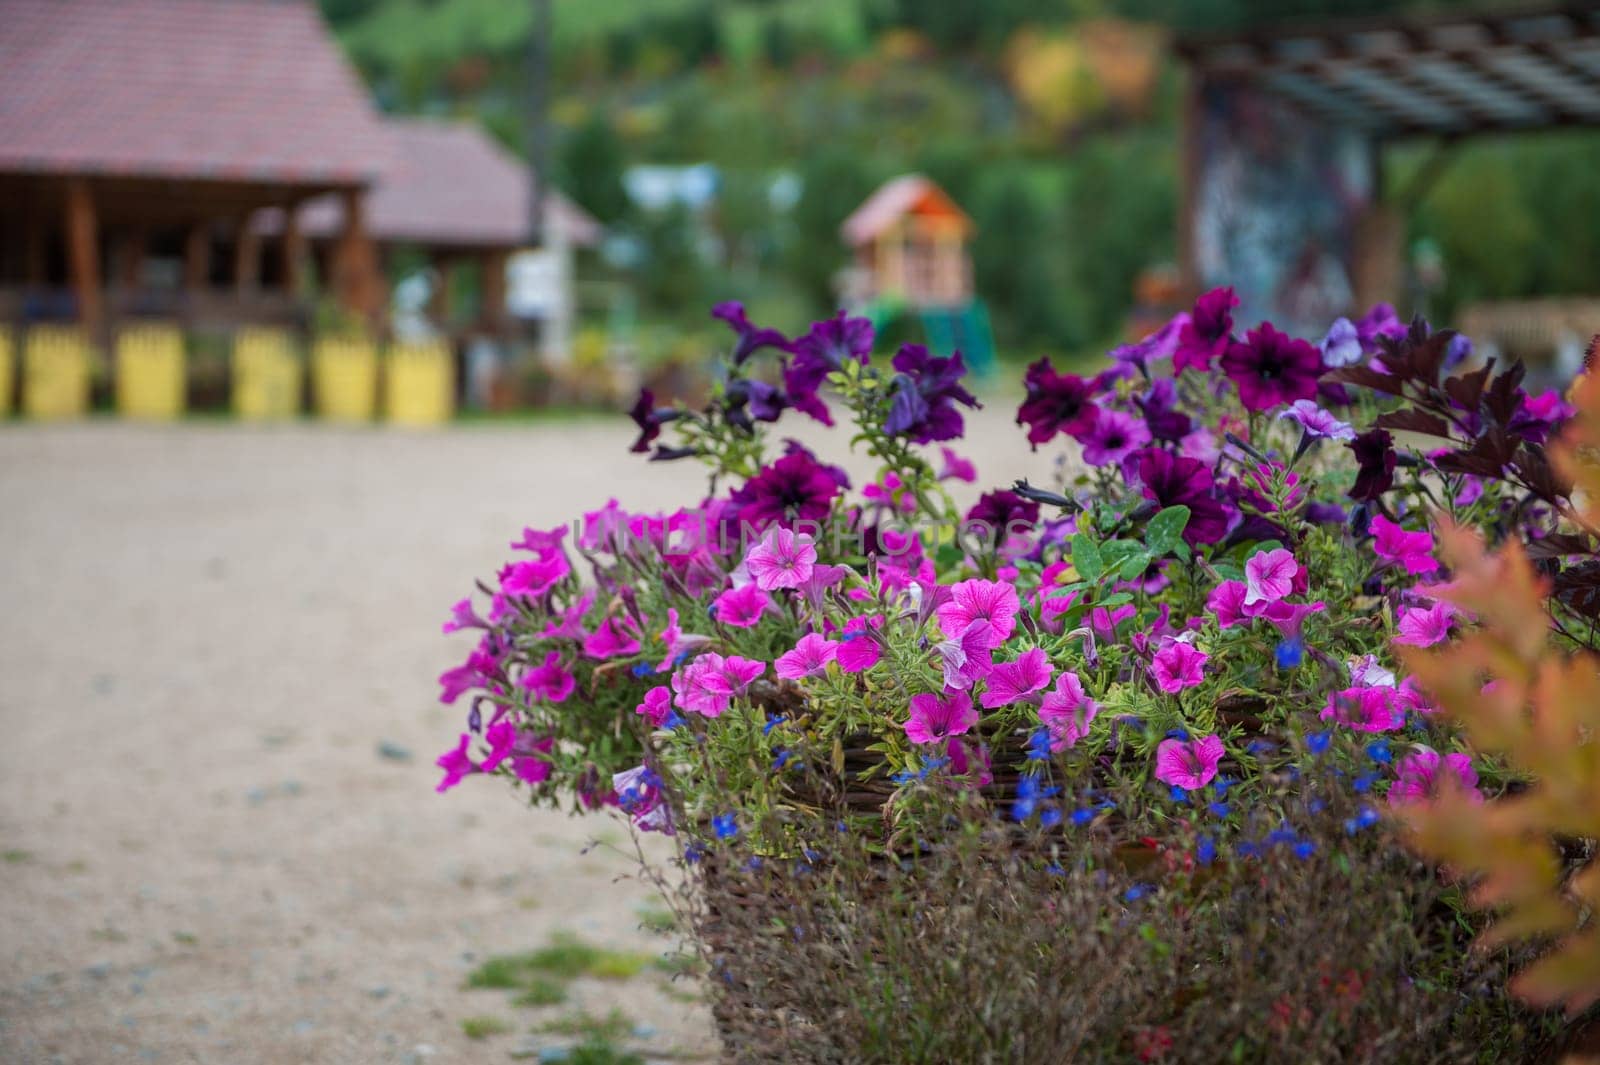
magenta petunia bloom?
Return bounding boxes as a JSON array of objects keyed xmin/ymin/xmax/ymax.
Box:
[
  {"xmin": 511, "ymin": 734, "xmax": 555, "ymax": 786},
  {"xmin": 1135, "ymin": 448, "xmax": 1234, "ymax": 547},
  {"xmin": 1112, "ymin": 311, "xmax": 1188, "ymax": 372},
  {"xmin": 672, "ymin": 652, "xmax": 766, "ymax": 718},
  {"xmin": 903, "ymin": 689, "xmax": 979, "ymax": 745},
  {"xmin": 1015, "ymin": 358, "xmax": 1101, "ymax": 449},
  {"xmin": 1079, "ymin": 409, "xmax": 1153, "ymax": 469},
  {"xmin": 1154, "ymin": 734, "xmax": 1224, "ymax": 790},
  {"xmin": 520, "ymin": 651, "xmax": 576, "ymax": 703},
  {"xmin": 1370, "ymin": 515, "xmax": 1439, "ymax": 575},
  {"xmin": 439, "ymin": 648, "xmax": 500, "ymax": 704},
  {"xmin": 442, "ymin": 597, "xmax": 486, "ymax": 635},
  {"xmin": 712, "ymin": 582, "xmax": 774, "ymax": 628},
  {"xmin": 937, "ymin": 579, "xmax": 1021, "ymax": 649},
  {"xmin": 1150, "ymin": 640, "xmax": 1208, "ymax": 694},
  {"xmin": 979, "ymin": 647, "xmax": 1054, "ymax": 708},
  {"xmin": 938, "ymin": 446, "xmax": 977, "ymax": 483},
  {"xmin": 1206, "ymin": 580, "xmax": 1252, "ymax": 628},
  {"xmin": 744, "ymin": 526, "xmax": 818, "ymax": 591},
  {"xmin": 1173, "ymin": 287, "xmax": 1238, "ymax": 373},
  {"xmin": 1320, "ymin": 686, "xmax": 1407, "ymax": 732},
  {"xmin": 775, "ymin": 633, "xmax": 840, "ymax": 680},
  {"xmin": 1257, "ymin": 598, "xmax": 1326, "ymax": 638},
  {"xmin": 1277, "ymin": 398, "xmax": 1355, "ymax": 442},
  {"xmin": 501, "ymin": 553, "xmax": 570, "ymax": 599},
  {"xmin": 1395, "ymin": 602, "xmax": 1455, "ymax": 647},
  {"xmin": 1038, "ymin": 671, "xmax": 1099, "ymax": 751},
  {"xmin": 937, "ymin": 618, "xmax": 996, "ymax": 690},
  {"xmin": 731, "ymin": 449, "xmax": 846, "ymax": 530},
  {"xmin": 636, "ymin": 686, "xmax": 673, "ymax": 728},
  {"xmin": 1389, "ymin": 749, "xmax": 1481, "ymax": 806},
  {"xmin": 435, "ymin": 733, "xmax": 478, "ymax": 793},
  {"xmin": 1244, "ymin": 548, "xmax": 1300, "ymax": 606},
  {"xmin": 584, "ymin": 616, "xmax": 642, "ymax": 659},
  {"xmin": 835, "ymin": 621, "xmax": 884, "ymax": 673},
  {"xmin": 1220, "ymin": 322, "xmax": 1322, "ymax": 412},
  {"xmin": 510, "ymin": 524, "xmax": 568, "ymax": 554}
]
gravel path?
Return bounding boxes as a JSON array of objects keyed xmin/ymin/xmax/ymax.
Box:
[{"xmin": 0, "ymin": 405, "xmax": 1058, "ymax": 1064}]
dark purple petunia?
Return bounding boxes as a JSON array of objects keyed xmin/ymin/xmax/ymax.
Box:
[
  {"xmin": 883, "ymin": 344, "xmax": 981, "ymax": 444},
  {"xmin": 1220, "ymin": 323, "xmax": 1323, "ymax": 412},
  {"xmin": 1016, "ymin": 358, "xmax": 1101, "ymax": 450},
  {"xmin": 711, "ymin": 302, "xmax": 789, "ymax": 366},
  {"xmin": 1356, "ymin": 303, "xmax": 1407, "ymax": 349},
  {"xmin": 966, "ymin": 489, "xmax": 1040, "ymax": 546},
  {"xmin": 628, "ymin": 388, "xmax": 683, "ymax": 454},
  {"xmin": 1347, "ymin": 428, "xmax": 1397, "ymax": 503},
  {"xmin": 1134, "ymin": 448, "xmax": 1234, "ymax": 547},
  {"xmin": 730, "ymin": 447, "xmax": 846, "ymax": 529},
  {"xmin": 1111, "ymin": 312, "xmax": 1188, "ymax": 375},
  {"xmin": 1173, "ymin": 287, "xmax": 1238, "ymax": 373},
  {"xmin": 1135, "ymin": 377, "xmax": 1193, "ymax": 444},
  {"xmin": 784, "ymin": 311, "xmax": 874, "ymax": 426},
  {"xmin": 723, "ymin": 378, "xmax": 787, "ymax": 431}
]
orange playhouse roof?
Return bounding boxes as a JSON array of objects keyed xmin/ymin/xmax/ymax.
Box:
[{"xmin": 840, "ymin": 174, "xmax": 973, "ymax": 247}]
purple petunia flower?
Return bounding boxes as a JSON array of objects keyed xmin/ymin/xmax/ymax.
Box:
[
  {"xmin": 979, "ymin": 647, "xmax": 1053, "ymax": 709},
  {"xmin": 1080, "ymin": 408, "xmax": 1152, "ymax": 469},
  {"xmin": 1135, "ymin": 378, "xmax": 1193, "ymax": 444},
  {"xmin": 627, "ymin": 388, "xmax": 684, "ymax": 454},
  {"xmin": 1174, "ymin": 287, "xmax": 1238, "ymax": 373},
  {"xmin": 903, "ymin": 689, "xmax": 979, "ymax": 745},
  {"xmin": 1016, "ymin": 358, "xmax": 1101, "ymax": 449},
  {"xmin": 1395, "ymin": 602, "xmax": 1455, "ymax": 647},
  {"xmin": 1277, "ymin": 398, "xmax": 1355, "ymax": 442},
  {"xmin": 965, "ymin": 490, "xmax": 1040, "ymax": 546},
  {"xmin": 1370, "ymin": 515, "xmax": 1440, "ymax": 575},
  {"xmin": 1319, "ymin": 317, "xmax": 1363, "ymax": 368},
  {"xmin": 937, "ymin": 579, "xmax": 1021, "ymax": 650},
  {"xmin": 1038, "ymin": 671, "xmax": 1098, "ymax": 751},
  {"xmin": 1134, "ymin": 448, "xmax": 1234, "ymax": 547},
  {"xmin": 730, "ymin": 448, "xmax": 845, "ymax": 530},
  {"xmin": 1154, "ymin": 734, "xmax": 1223, "ymax": 790},
  {"xmin": 435, "ymin": 733, "xmax": 479, "ymax": 793},
  {"xmin": 1220, "ymin": 323, "xmax": 1323, "ymax": 412},
  {"xmin": 1348, "ymin": 429, "xmax": 1398, "ymax": 503},
  {"xmin": 1150, "ymin": 640, "xmax": 1208, "ymax": 693},
  {"xmin": 1111, "ymin": 312, "xmax": 1188, "ymax": 373},
  {"xmin": 883, "ymin": 344, "xmax": 981, "ymax": 444},
  {"xmin": 775, "ymin": 633, "xmax": 840, "ymax": 680},
  {"xmin": 711, "ymin": 301, "xmax": 789, "ymax": 366},
  {"xmin": 783, "ymin": 311, "xmax": 874, "ymax": 425}
]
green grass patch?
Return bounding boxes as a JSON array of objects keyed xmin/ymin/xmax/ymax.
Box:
[
  {"xmin": 459, "ymin": 1015, "xmax": 513, "ymax": 1040},
  {"xmin": 635, "ymin": 904, "xmax": 676, "ymax": 935},
  {"xmin": 510, "ymin": 976, "xmax": 568, "ymax": 1008},
  {"xmin": 2, "ymin": 849, "xmax": 31, "ymax": 864},
  {"xmin": 538, "ymin": 1007, "xmax": 632, "ymax": 1042}
]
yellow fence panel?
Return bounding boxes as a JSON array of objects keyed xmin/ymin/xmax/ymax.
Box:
[
  {"xmin": 23, "ymin": 325, "xmax": 91, "ymax": 421},
  {"xmin": 115, "ymin": 323, "xmax": 185, "ymax": 421},
  {"xmin": 233, "ymin": 328, "xmax": 302, "ymax": 421},
  {"xmin": 0, "ymin": 328, "xmax": 13, "ymax": 417},
  {"xmin": 312, "ymin": 334, "xmax": 377, "ymax": 423},
  {"xmin": 384, "ymin": 340, "xmax": 454, "ymax": 427}
]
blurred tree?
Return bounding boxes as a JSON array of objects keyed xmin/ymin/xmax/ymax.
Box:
[
  {"xmin": 973, "ymin": 167, "xmax": 1078, "ymax": 350},
  {"xmin": 787, "ymin": 148, "xmax": 886, "ymax": 310},
  {"xmin": 559, "ymin": 112, "xmax": 630, "ymax": 223},
  {"xmin": 638, "ymin": 203, "xmax": 709, "ymax": 315}
]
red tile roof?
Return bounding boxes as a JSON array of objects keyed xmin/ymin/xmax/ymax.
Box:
[
  {"xmin": 841, "ymin": 174, "xmax": 973, "ymax": 247},
  {"xmin": 0, "ymin": 0, "xmax": 391, "ymax": 186},
  {"xmin": 282, "ymin": 118, "xmax": 602, "ymax": 249}
]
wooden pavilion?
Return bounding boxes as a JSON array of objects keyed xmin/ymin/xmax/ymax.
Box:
[
  {"xmin": 0, "ymin": 0, "xmax": 393, "ymax": 342},
  {"xmin": 1175, "ymin": 3, "xmax": 1600, "ymax": 337},
  {"xmin": 840, "ymin": 175, "xmax": 975, "ymax": 310}
]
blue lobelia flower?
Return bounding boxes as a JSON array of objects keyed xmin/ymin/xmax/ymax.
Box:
[{"xmin": 712, "ymin": 813, "xmax": 739, "ymax": 839}]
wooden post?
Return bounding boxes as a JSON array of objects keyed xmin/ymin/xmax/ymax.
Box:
[
  {"xmin": 429, "ymin": 255, "xmax": 455, "ymax": 324},
  {"xmin": 64, "ymin": 177, "xmax": 102, "ymax": 332},
  {"xmin": 185, "ymin": 222, "xmax": 211, "ymax": 293},
  {"xmin": 331, "ymin": 188, "xmax": 382, "ymax": 320},
  {"xmin": 479, "ymin": 249, "xmax": 508, "ymax": 335},
  {"xmin": 235, "ymin": 212, "xmax": 261, "ymax": 293},
  {"xmin": 281, "ymin": 202, "xmax": 306, "ymax": 298},
  {"xmin": 114, "ymin": 227, "xmax": 146, "ymax": 288}
]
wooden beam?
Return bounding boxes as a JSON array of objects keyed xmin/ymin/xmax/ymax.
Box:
[
  {"xmin": 479, "ymin": 249, "xmax": 508, "ymax": 334},
  {"xmin": 330, "ymin": 188, "xmax": 383, "ymax": 320},
  {"xmin": 185, "ymin": 223, "xmax": 211, "ymax": 293},
  {"xmin": 234, "ymin": 211, "xmax": 261, "ymax": 293},
  {"xmin": 281, "ymin": 203, "xmax": 306, "ymax": 298},
  {"xmin": 64, "ymin": 177, "xmax": 102, "ymax": 331}
]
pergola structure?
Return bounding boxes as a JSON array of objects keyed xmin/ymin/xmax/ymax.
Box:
[
  {"xmin": 0, "ymin": 0, "xmax": 392, "ymax": 340},
  {"xmin": 1175, "ymin": 3, "xmax": 1600, "ymax": 334}
]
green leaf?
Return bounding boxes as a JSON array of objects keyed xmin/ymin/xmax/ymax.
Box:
[
  {"xmin": 1146, "ymin": 505, "xmax": 1191, "ymax": 555},
  {"xmin": 1118, "ymin": 551, "xmax": 1154, "ymax": 580},
  {"xmin": 1070, "ymin": 533, "xmax": 1103, "ymax": 581}
]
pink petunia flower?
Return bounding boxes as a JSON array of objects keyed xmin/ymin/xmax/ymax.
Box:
[
  {"xmin": 903, "ymin": 689, "xmax": 979, "ymax": 745},
  {"xmin": 980, "ymin": 647, "xmax": 1054, "ymax": 708},
  {"xmin": 938, "ymin": 447, "xmax": 977, "ymax": 483},
  {"xmin": 481, "ymin": 719, "xmax": 519, "ymax": 773},
  {"xmin": 510, "ymin": 525, "xmax": 568, "ymax": 554},
  {"xmin": 936, "ymin": 579, "xmax": 1020, "ymax": 649},
  {"xmin": 671, "ymin": 652, "xmax": 766, "ymax": 718},
  {"xmin": 1243, "ymin": 548, "xmax": 1299, "ymax": 606},
  {"xmin": 774, "ymin": 633, "xmax": 840, "ymax": 680},
  {"xmin": 441, "ymin": 598, "xmax": 486, "ymax": 635},
  {"xmin": 1150, "ymin": 640, "xmax": 1208, "ymax": 694},
  {"xmin": 520, "ymin": 650, "xmax": 576, "ymax": 703},
  {"xmin": 1370, "ymin": 515, "xmax": 1440, "ymax": 575},
  {"xmin": 1319, "ymin": 686, "xmax": 1406, "ymax": 732},
  {"xmin": 539, "ymin": 590, "xmax": 595, "ymax": 640},
  {"xmin": 1206, "ymin": 580, "xmax": 1252, "ymax": 628},
  {"xmin": 1257, "ymin": 598, "xmax": 1326, "ymax": 638},
  {"xmin": 945, "ymin": 736, "xmax": 993, "ymax": 787},
  {"xmin": 435, "ymin": 733, "xmax": 478, "ymax": 793},
  {"xmin": 439, "ymin": 648, "xmax": 500, "ymax": 704},
  {"xmin": 745, "ymin": 527, "xmax": 818, "ymax": 591},
  {"xmin": 500, "ymin": 553, "xmax": 570, "ymax": 599},
  {"xmin": 1154, "ymin": 734, "xmax": 1224, "ymax": 790},
  {"xmin": 1388, "ymin": 749, "xmax": 1481, "ymax": 806},
  {"xmin": 1394, "ymin": 602, "xmax": 1456, "ymax": 647},
  {"xmin": 1277, "ymin": 399, "xmax": 1355, "ymax": 441},
  {"xmin": 636, "ymin": 686, "xmax": 673, "ymax": 728},
  {"xmin": 936, "ymin": 619, "xmax": 996, "ymax": 690},
  {"xmin": 511, "ymin": 734, "xmax": 555, "ymax": 786},
  {"xmin": 584, "ymin": 616, "xmax": 642, "ymax": 659},
  {"xmin": 712, "ymin": 583, "xmax": 774, "ymax": 628},
  {"xmin": 1038, "ymin": 671, "xmax": 1099, "ymax": 751}
]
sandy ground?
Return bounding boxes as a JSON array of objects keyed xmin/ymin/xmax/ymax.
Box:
[{"xmin": 0, "ymin": 403, "xmax": 1057, "ymax": 1065}]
